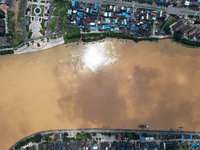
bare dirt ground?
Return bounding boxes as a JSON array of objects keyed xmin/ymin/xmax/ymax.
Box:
[
  {"xmin": 1, "ymin": 39, "xmax": 200, "ymax": 149},
  {"xmin": 11, "ymin": 0, "xmax": 22, "ymax": 31}
]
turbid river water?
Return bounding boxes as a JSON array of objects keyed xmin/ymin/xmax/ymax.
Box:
[{"xmin": 1, "ymin": 39, "xmax": 200, "ymax": 149}]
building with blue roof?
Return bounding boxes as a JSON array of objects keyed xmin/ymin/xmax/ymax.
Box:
[
  {"xmin": 77, "ymin": 20, "xmax": 80, "ymax": 25},
  {"xmin": 98, "ymin": 25, "xmax": 103, "ymax": 30},
  {"xmin": 95, "ymin": 3, "xmax": 99, "ymax": 8},
  {"xmin": 125, "ymin": 14, "xmax": 130, "ymax": 18},
  {"xmin": 131, "ymin": 24, "xmax": 135, "ymax": 31},
  {"xmin": 117, "ymin": 13, "xmax": 121, "ymax": 16},
  {"xmin": 192, "ymin": 143, "xmax": 197, "ymax": 148},
  {"xmin": 110, "ymin": 28, "xmax": 114, "ymax": 32},
  {"xmin": 72, "ymin": 1, "xmax": 76, "ymax": 7},
  {"xmin": 115, "ymin": 27, "xmax": 119, "ymax": 31},
  {"xmin": 77, "ymin": 13, "xmax": 83, "ymax": 18},
  {"xmin": 124, "ymin": 19, "xmax": 127, "ymax": 25},
  {"xmin": 105, "ymin": 18, "xmax": 110, "ymax": 24},
  {"xmin": 90, "ymin": 9, "xmax": 93, "ymax": 14},
  {"xmin": 140, "ymin": 137, "xmax": 145, "ymax": 142},
  {"xmin": 103, "ymin": 25, "xmax": 110, "ymax": 30},
  {"xmin": 68, "ymin": 10, "xmax": 72, "ymax": 15},
  {"xmin": 89, "ymin": 26, "xmax": 96, "ymax": 30}
]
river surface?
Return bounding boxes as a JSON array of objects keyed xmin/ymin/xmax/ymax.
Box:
[{"xmin": 1, "ymin": 39, "xmax": 200, "ymax": 149}]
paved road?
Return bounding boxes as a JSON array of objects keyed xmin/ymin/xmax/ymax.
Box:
[
  {"xmin": 23, "ymin": 0, "xmax": 28, "ymax": 41},
  {"xmin": 72, "ymin": 0, "xmax": 200, "ymax": 16},
  {"xmin": 46, "ymin": 0, "xmax": 54, "ymax": 36}
]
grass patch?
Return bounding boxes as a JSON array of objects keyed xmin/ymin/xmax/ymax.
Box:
[
  {"xmin": 50, "ymin": 36, "xmax": 57, "ymax": 39},
  {"xmin": 51, "ymin": 1, "xmax": 80, "ymax": 36},
  {"xmin": 160, "ymin": 16, "xmax": 176, "ymax": 34},
  {"xmin": 50, "ymin": 17, "xmax": 57, "ymax": 33},
  {"xmin": 52, "ymin": 1, "xmax": 69, "ymax": 33},
  {"xmin": 7, "ymin": 9, "xmax": 24, "ymax": 47},
  {"xmin": 27, "ymin": 31, "xmax": 33, "ymax": 39},
  {"xmin": 124, "ymin": 132, "xmax": 140, "ymax": 140},
  {"xmin": 7, "ymin": 10, "xmax": 15, "ymax": 35},
  {"xmin": 12, "ymin": 31, "xmax": 24, "ymax": 46},
  {"xmin": 40, "ymin": 29, "xmax": 45, "ymax": 36},
  {"xmin": 76, "ymin": 133, "xmax": 92, "ymax": 140},
  {"xmin": 32, "ymin": 4, "xmax": 37, "ymax": 16},
  {"xmin": 17, "ymin": 0, "xmax": 25, "ymax": 26},
  {"xmin": 81, "ymin": 33, "xmax": 106, "ymax": 42},
  {"xmin": 39, "ymin": 5, "xmax": 44, "ymax": 17},
  {"xmin": 64, "ymin": 37, "xmax": 79, "ymax": 43},
  {"xmin": 63, "ymin": 25, "xmax": 80, "ymax": 43},
  {"xmin": 41, "ymin": 18, "xmax": 46, "ymax": 29},
  {"xmin": 178, "ymin": 142, "xmax": 188, "ymax": 150},
  {"xmin": 65, "ymin": 25, "xmax": 80, "ymax": 38}
]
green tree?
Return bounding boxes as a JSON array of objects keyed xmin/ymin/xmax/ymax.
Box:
[
  {"xmin": 174, "ymin": 31, "xmax": 183, "ymax": 42},
  {"xmin": 92, "ymin": 133, "xmax": 96, "ymax": 136},
  {"xmin": 33, "ymin": 134, "xmax": 41, "ymax": 143}
]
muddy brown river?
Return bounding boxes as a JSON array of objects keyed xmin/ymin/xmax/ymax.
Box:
[{"xmin": 0, "ymin": 39, "xmax": 200, "ymax": 149}]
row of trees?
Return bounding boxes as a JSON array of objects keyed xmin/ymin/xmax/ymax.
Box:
[
  {"xmin": 76, "ymin": 133, "xmax": 92, "ymax": 140},
  {"xmin": 124, "ymin": 132, "xmax": 140, "ymax": 140},
  {"xmin": 173, "ymin": 31, "xmax": 200, "ymax": 47},
  {"xmin": 0, "ymin": 50, "xmax": 14, "ymax": 55},
  {"xmin": 15, "ymin": 134, "xmax": 42, "ymax": 149},
  {"xmin": 81, "ymin": 32, "xmax": 158, "ymax": 43}
]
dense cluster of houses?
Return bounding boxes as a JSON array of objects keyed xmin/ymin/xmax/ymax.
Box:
[
  {"xmin": 0, "ymin": 9, "xmax": 11, "ymax": 48},
  {"xmin": 172, "ymin": 18, "xmax": 200, "ymax": 41},
  {"xmin": 183, "ymin": 0, "xmax": 200, "ymax": 8},
  {"xmin": 30, "ymin": 132, "xmax": 200, "ymax": 150},
  {"xmin": 0, "ymin": 9, "xmax": 5, "ymax": 35},
  {"xmin": 135, "ymin": 0, "xmax": 200, "ymax": 8},
  {"xmin": 67, "ymin": 1, "xmax": 164, "ymax": 36}
]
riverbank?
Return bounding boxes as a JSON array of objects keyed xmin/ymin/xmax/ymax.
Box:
[
  {"xmin": 0, "ymin": 35, "xmax": 65, "ymax": 55},
  {"xmin": 14, "ymin": 37, "xmax": 64, "ymax": 54},
  {"xmin": 9, "ymin": 128, "xmax": 200, "ymax": 150},
  {"xmin": 1, "ymin": 33, "xmax": 199, "ymax": 56}
]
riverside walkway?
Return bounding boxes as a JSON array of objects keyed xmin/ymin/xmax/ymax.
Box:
[{"xmin": 9, "ymin": 128, "xmax": 200, "ymax": 150}]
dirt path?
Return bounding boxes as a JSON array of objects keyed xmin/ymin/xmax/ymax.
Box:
[{"xmin": 11, "ymin": 0, "xmax": 20, "ymax": 30}]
